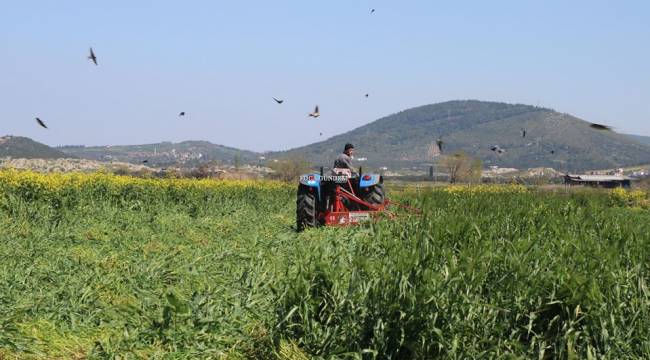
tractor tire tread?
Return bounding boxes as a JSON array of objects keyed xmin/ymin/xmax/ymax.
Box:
[
  {"xmin": 363, "ymin": 182, "xmax": 385, "ymax": 206},
  {"xmin": 296, "ymin": 187, "xmax": 318, "ymax": 231}
]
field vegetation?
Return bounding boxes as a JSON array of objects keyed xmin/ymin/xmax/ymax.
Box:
[{"xmin": 1, "ymin": 170, "xmax": 649, "ymax": 358}]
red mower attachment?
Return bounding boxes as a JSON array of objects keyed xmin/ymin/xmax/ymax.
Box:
[
  {"xmin": 322, "ymin": 179, "xmax": 386, "ymax": 226},
  {"xmin": 322, "ymin": 187, "xmax": 422, "ymax": 226}
]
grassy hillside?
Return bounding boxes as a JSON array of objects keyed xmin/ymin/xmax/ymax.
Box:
[
  {"xmin": 52, "ymin": 101, "xmax": 650, "ymax": 172},
  {"xmin": 625, "ymin": 133, "xmax": 650, "ymax": 147},
  {"xmin": 0, "ymin": 136, "xmax": 71, "ymax": 159},
  {"xmin": 59, "ymin": 140, "xmax": 259, "ymax": 167},
  {"xmin": 274, "ymin": 100, "xmax": 650, "ymax": 171}
]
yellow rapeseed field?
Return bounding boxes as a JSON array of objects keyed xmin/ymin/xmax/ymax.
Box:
[
  {"xmin": 610, "ymin": 186, "xmax": 650, "ymax": 209},
  {"xmin": 0, "ymin": 169, "xmax": 291, "ymax": 194},
  {"xmin": 442, "ymin": 183, "xmax": 529, "ymax": 194}
]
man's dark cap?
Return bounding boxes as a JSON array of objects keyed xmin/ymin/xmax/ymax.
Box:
[{"xmin": 344, "ymin": 143, "xmax": 355, "ymax": 151}]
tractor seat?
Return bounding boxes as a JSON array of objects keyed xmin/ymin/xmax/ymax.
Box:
[{"xmin": 331, "ymin": 168, "xmax": 352, "ymax": 178}]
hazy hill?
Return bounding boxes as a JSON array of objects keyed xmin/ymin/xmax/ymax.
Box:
[
  {"xmin": 52, "ymin": 100, "xmax": 650, "ymax": 172},
  {"xmin": 624, "ymin": 134, "xmax": 650, "ymax": 147},
  {"xmin": 0, "ymin": 136, "xmax": 71, "ymax": 159},
  {"xmin": 273, "ymin": 100, "xmax": 650, "ymax": 171},
  {"xmin": 59, "ymin": 140, "xmax": 259, "ymax": 167}
]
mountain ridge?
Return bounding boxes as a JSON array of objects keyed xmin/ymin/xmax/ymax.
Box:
[
  {"xmin": 272, "ymin": 100, "xmax": 650, "ymax": 171},
  {"xmin": 58, "ymin": 140, "xmax": 259, "ymax": 167},
  {"xmin": 0, "ymin": 136, "xmax": 72, "ymax": 159},
  {"xmin": 6, "ymin": 100, "xmax": 650, "ymax": 171}
]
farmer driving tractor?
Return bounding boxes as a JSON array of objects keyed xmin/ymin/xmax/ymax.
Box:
[
  {"xmin": 296, "ymin": 141, "xmax": 395, "ymax": 230},
  {"xmin": 333, "ymin": 143, "xmax": 357, "ymax": 176}
]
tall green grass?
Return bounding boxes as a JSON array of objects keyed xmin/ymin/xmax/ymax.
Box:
[
  {"xmin": 0, "ymin": 176, "xmax": 295, "ymax": 358},
  {"xmin": 276, "ymin": 190, "xmax": 650, "ymax": 358},
  {"xmin": 1, "ymin": 175, "xmax": 649, "ymax": 358}
]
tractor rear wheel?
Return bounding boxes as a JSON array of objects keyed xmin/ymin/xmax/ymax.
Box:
[
  {"xmin": 362, "ymin": 182, "xmax": 385, "ymax": 207},
  {"xmin": 296, "ymin": 186, "xmax": 318, "ymax": 232}
]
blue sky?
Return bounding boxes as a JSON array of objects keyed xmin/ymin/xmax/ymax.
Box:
[{"xmin": 2, "ymin": 0, "xmax": 649, "ymax": 151}]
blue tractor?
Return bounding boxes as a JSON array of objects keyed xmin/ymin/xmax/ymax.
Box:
[{"xmin": 296, "ymin": 167, "xmax": 385, "ymax": 231}]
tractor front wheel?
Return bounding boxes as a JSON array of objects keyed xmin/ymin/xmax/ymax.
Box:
[
  {"xmin": 362, "ymin": 182, "xmax": 385, "ymax": 207},
  {"xmin": 296, "ymin": 185, "xmax": 318, "ymax": 232}
]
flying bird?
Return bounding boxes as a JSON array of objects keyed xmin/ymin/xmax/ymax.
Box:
[
  {"xmin": 436, "ymin": 138, "xmax": 444, "ymax": 153},
  {"xmin": 589, "ymin": 123, "xmax": 612, "ymax": 131},
  {"xmin": 142, "ymin": 160, "xmax": 149, "ymax": 163},
  {"xmin": 491, "ymin": 145, "xmax": 505, "ymax": 154},
  {"xmin": 521, "ymin": 128, "xmax": 526, "ymax": 138},
  {"xmin": 87, "ymin": 47, "xmax": 98, "ymax": 65},
  {"xmin": 371, "ymin": 9, "xmax": 375, "ymax": 13},
  {"xmin": 365, "ymin": 93, "xmax": 369, "ymax": 98},
  {"xmin": 273, "ymin": 97, "xmax": 284, "ymax": 104},
  {"xmin": 308, "ymin": 105, "xmax": 320, "ymax": 118},
  {"xmin": 550, "ymin": 150, "xmax": 555, "ymax": 154},
  {"xmin": 319, "ymin": 132, "xmax": 323, "ymax": 136},
  {"xmin": 35, "ymin": 117, "xmax": 48, "ymax": 129},
  {"xmin": 178, "ymin": 112, "xmax": 185, "ymax": 116}
]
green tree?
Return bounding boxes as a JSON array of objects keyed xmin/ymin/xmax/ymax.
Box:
[
  {"xmin": 440, "ymin": 151, "xmax": 482, "ymax": 183},
  {"xmin": 268, "ymin": 156, "xmax": 312, "ymax": 182},
  {"xmin": 233, "ymin": 152, "xmax": 242, "ymax": 170}
]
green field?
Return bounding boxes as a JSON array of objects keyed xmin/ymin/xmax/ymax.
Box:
[{"xmin": 1, "ymin": 172, "xmax": 649, "ymax": 359}]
